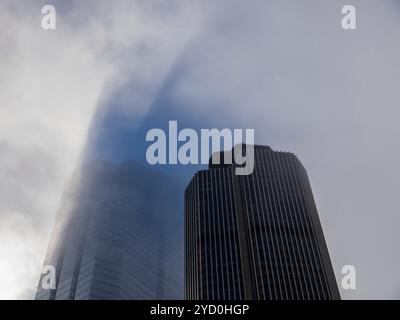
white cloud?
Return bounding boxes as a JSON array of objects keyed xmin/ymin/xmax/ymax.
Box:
[{"xmin": 0, "ymin": 0, "xmax": 207, "ymax": 299}]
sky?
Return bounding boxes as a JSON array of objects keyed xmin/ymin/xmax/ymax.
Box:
[{"xmin": 1, "ymin": 0, "xmax": 400, "ymax": 299}]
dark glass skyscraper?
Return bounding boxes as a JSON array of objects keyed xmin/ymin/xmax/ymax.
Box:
[
  {"xmin": 185, "ymin": 145, "xmax": 340, "ymax": 300},
  {"xmin": 35, "ymin": 161, "xmax": 182, "ymax": 300}
]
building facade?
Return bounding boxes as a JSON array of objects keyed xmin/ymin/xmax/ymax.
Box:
[
  {"xmin": 185, "ymin": 145, "xmax": 340, "ymax": 300},
  {"xmin": 35, "ymin": 161, "xmax": 182, "ymax": 300}
]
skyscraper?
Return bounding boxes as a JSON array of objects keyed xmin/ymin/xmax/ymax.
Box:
[
  {"xmin": 35, "ymin": 161, "xmax": 183, "ymax": 300},
  {"xmin": 185, "ymin": 145, "xmax": 340, "ymax": 300}
]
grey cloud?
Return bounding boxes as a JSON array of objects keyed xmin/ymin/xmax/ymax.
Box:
[
  {"xmin": 169, "ymin": 0, "xmax": 400, "ymax": 299},
  {"xmin": 1, "ymin": 0, "xmax": 399, "ymax": 299}
]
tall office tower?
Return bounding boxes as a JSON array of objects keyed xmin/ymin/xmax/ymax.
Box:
[
  {"xmin": 35, "ymin": 161, "xmax": 182, "ymax": 300},
  {"xmin": 185, "ymin": 145, "xmax": 340, "ymax": 300}
]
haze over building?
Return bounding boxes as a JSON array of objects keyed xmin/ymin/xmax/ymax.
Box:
[{"xmin": 35, "ymin": 161, "xmax": 182, "ymax": 300}]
